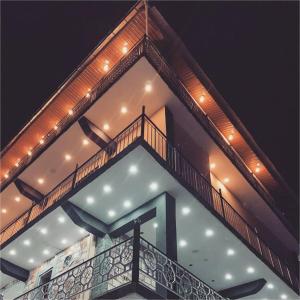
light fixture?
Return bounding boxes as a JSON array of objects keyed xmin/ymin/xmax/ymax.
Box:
[
  {"xmin": 108, "ymin": 210, "xmax": 116, "ymax": 218},
  {"xmin": 9, "ymin": 249, "xmax": 16, "ymax": 256},
  {"xmin": 103, "ymin": 123, "xmax": 110, "ymax": 131},
  {"xmin": 144, "ymin": 82, "xmax": 152, "ymax": 93},
  {"xmin": 246, "ymin": 266, "xmax": 255, "ymax": 274},
  {"xmin": 1, "ymin": 208, "xmax": 7, "ymax": 214},
  {"xmin": 86, "ymin": 196, "xmax": 95, "ymax": 205},
  {"xmin": 37, "ymin": 178, "xmax": 44, "ymax": 185},
  {"xmin": 123, "ymin": 200, "xmax": 132, "ymax": 208},
  {"xmin": 182, "ymin": 207, "xmax": 191, "ymax": 215},
  {"xmin": 121, "ymin": 106, "xmax": 128, "ymax": 114},
  {"xmin": 226, "ymin": 249, "xmax": 235, "ymax": 256},
  {"xmin": 103, "ymin": 185, "xmax": 112, "ymax": 194},
  {"xmin": 149, "ymin": 182, "xmax": 158, "ymax": 191},
  {"xmin": 39, "ymin": 138, "xmax": 45, "ymax": 145},
  {"xmin": 15, "ymin": 196, "xmax": 21, "ymax": 202},
  {"xmin": 228, "ymin": 134, "xmax": 234, "ymax": 142},
  {"xmin": 64, "ymin": 154, "xmax": 72, "ymax": 161},
  {"xmin": 43, "ymin": 249, "xmax": 50, "ymax": 255},
  {"xmin": 54, "ymin": 124, "xmax": 58, "ymax": 130},
  {"xmin": 23, "ymin": 239, "xmax": 31, "ymax": 246},
  {"xmin": 266, "ymin": 283, "xmax": 274, "ymax": 289},
  {"xmin": 58, "ymin": 216, "xmax": 65, "ymax": 223},
  {"xmin": 4, "ymin": 173, "xmax": 9, "ymax": 179},
  {"xmin": 122, "ymin": 42, "xmax": 128, "ymax": 54},
  {"xmin": 28, "ymin": 258, "xmax": 35, "ymax": 264},
  {"xmin": 280, "ymin": 295, "xmax": 287, "ymax": 300},
  {"xmin": 129, "ymin": 165, "xmax": 138, "ymax": 175},
  {"xmin": 223, "ymin": 178, "xmax": 230, "ymax": 183},
  {"xmin": 40, "ymin": 228, "xmax": 48, "ymax": 235},
  {"xmin": 27, "ymin": 150, "xmax": 32, "ymax": 156},
  {"xmin": 103, "ymin": 60, "xmax": 110, "ymax": 72},
  {"xmin": 68, "ymin": 109, "xmax": 74, "ymax": 116},
  {"xmin": 15, "ymin": 160, "xmax": 20, "ymax": 167},
  {"xmin": 179, "ymin": 240, "xmax": 187, "ymax": 247},
  {"xmin": 61, "ymin": 239, "xmax": 67, "ymax": 245},
  {"xmin": 199, "ymin": 95, "xmax": 205, "ymax": 103},
  {"xmin": 86, "ymin": 91, "xmax": 91, "ymax": 98},
  {"xmin": 153, "ymin": 222, "xmax": 158, "ymax": 229},
  {"xmin": 255, "ymin": 163, "xmax": 261, "ymax": 173},
  {"xmin": 210, "ymin": 163, "xmax": 216, "ymax": 170},
  {"xmin": 205, "ymin": 229, "xmax": 214, "ymax": 237},
  {"xmin": 82, "ymin": 139, "xmax": 89, "ymax": 146},
  {"xmin": 225, "ymin": 273, "xmax": 233, "ymax": 280}
]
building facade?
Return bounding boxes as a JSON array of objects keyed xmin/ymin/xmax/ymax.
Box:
[{"xmin": 0, "ymin": 2, "xmax": 298, "ymax": 300}]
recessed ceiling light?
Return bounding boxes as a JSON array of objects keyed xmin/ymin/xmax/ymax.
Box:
[
  {"xmin": 68, "ymin": 109, "xmax": 74, "ymax": 116},
  {"xmin": 27, "ymin": 150, "xmax": 32, "ymax": 156},
  {"xmin": 210, "ymin": 163, "xmax": 216, "ymax": 170},
  {"xmin": 39, "ymin": 138, "xmax": 45, "ymax": 145},
  {"xmin": 108, "ymin": 210, "xmax": 116, "ymax": 218},
  {"xmin": 121, "ymin": 106, "xmax": 128, "ymax": 114},
  {"xmin": 1, "ymin": 208, "xmax": 7, "ymax": 214},
  {"xmin": 15, "ymin": 196, "xmax": 21, "ymax": 202},
  {"xmin": 153, "ymin": 222, "xmax": 158, "ymax": 229},
  {"xmin": 54, "ymin": 125, "xmax": 58, "ymax": 131},
  {"xmin": 37, "ymin": 178, "xmax": 44, "ymax": 185},
  {"xmin": 9, "ymin": 249, "xmax": 16, "ymax": 256},
  {"xmin": 103, "ymin": 185, "xmax": 112, "ymax": 193},
  {"xmin": 205, "ymin": 229, "xmax": 214, "ymax": 237},
  {"xmin": 144, "ymin": 83, "xmax": 152, "ymax": 93},
  {"xmin": 179, "ymin": 240, "xmax": 187, "ymax": 247},
  {"xmin": 223, "ymin": 178, "xmax": 230, "ymax": 183},
  {"xmin": 64, "ymin": 154, "xmax": 72, "ymax": 161},
  {"xmin": 266, "ymin": 283, "xmax": 274, "ymax": 289},
  {"xmin": 228, "ymin": 134, "xmax": 234, "ymax": 141},
  {"xmin": 103, "ymin": 60, "xmax": 110, "ymax": 72},
  {"xmin": 4, "ymin": 173, "xmax": 9, "ymax": 179},
  {"xmin": 28, "ymin": 258, "xmax": 35, "ymax": 264},
  {"xmin": 123, "ymin": 200, "xmax": 132, "ymax": 208},
  {"xmin": 86, "ymin": 92, "xmax": 91, "ymax": 99},
  {"xmin": 225, "ymin": 273, "xmax": 233, "ymax": 280},
  {"xmin": 23, "ymin": 239, "xmax": 31, "ymax": 246},
  {"xmin": 122, "ymin": 42, "xmax": 128, "ymax": 54},
  {"xmin": 246, "ymin": 266, "xmax": 255, "ymax": 274},
  {"xmin": 280, "ymin": 295, "xmax": 287, "ymax": 300},
  {"xmin": 58, "ymin": 216, "xmax": 65, "ymax": 223},
  {"xmin": 129, "ymin": 165, "xmax": 138, "ymax": 174},
  {"xmin": 149, "ymin": 182, "xmax": 158, "ymax": 191},
  {"xmin": 103, "ymin": 123, "xmax": 110, "ymax": 131},
  {"xmin": 82, "ymin": 139, "xmax": 89, "ymax": 146},
  {"xmin": 182, "ymin": 207, "xmax": 191, "ymax": 215},
  {"xmin": 199, "ymin": 95, "xmax": 205, "ymax": 103},
  {"xmin": 227, "ymin": 249, "xmax": 235, "ymax": 256},
  {"xmin": 86, "ymin": 196, "xmax": 95, "ymax": 205},
  {"xmin": 61, "ymin": 239, "xmax": 67, "ymax": 245},
  {"xmin": 40, "ymin": 228, "xmax": 48, "ymax": 235},
  {"xmin": 43, "ymin": 249, "xmax": 50, "ymax": 255}
]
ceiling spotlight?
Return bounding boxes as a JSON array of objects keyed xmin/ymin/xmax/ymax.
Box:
[
  {"xmin": 226, "ymin": 249, "xmax": 235, "ymax": 256},
  {"xmin": 153, "ymin": 222, "xmax": 158, "ymax": 229},
  {"xmin": 144, "ymin": 83, "xmax": 152, "ymax": 93},
  {"xmin": 39, "ymin": 138, "xmax": 45, "ymax": 145},
  {"xmin": 37, "ymin": 178, "xmax": 45, "ymax": 185},
  {"xmin": 58, "ymin": 216, "xmax": 65, "ymax": 223},
  {"xmin": 1, "ymin": 208, "xmax": 7, "ymax": 214},
  {"xmin": 223, "ymin": 178, "xmax": 230, "ymax": 183},
  {"xmin": 86, "ymin": 196, "xmax": 95, "ymax": 205},
  {"xmin": 122, "ymin": 42, "xmax": 128, "ymax": 54},
  {"xmin": 280, "ymin": 295, "xmax": 287, "ymax": 300},
  {"xmin": 40, "ymin": 228, "xmax": 48, "ymax": 235},
  {"xmin": 64, "ymin": 154, "xmax": 72, "ymax": 161},
  {"xmin": 4, "ymin": 173, "xmax": 9, "ymax": 179},
  {"xmin": 123, "ymin": 200, "xmax": 132, "ymax": 208},
  {"xmin": 121, "ymin": 106, "xmax": 128, "ymax": 114},
  {"xmin": 255, "ymin": 167, "xmax": 261, "ymax": 173},
  {"xmin": 129, "ymin": 165, "xmax": 138, "ymax": 175},
  {"xmin": 9, "ymin": 249, "xmax": 16, "ymax": 256},
  {"xmin": 61, "ymin": 239, "xmax": 67, "ymax": 245},
  {"xmin": 82, "ymin": 139, "xmax": 89, "ymax": 146},
  {"xmin": 103, "ymin": 123, "xmax": 110, "ymax": 131},
  {"xmin": 210, "ymin": 163, "xmax": 216, "ymax": 170},
  {"xmin": 27, "ymin": 150, "xmax": 32, "ymax": 156},
  {"xmin": 205, "ymin": 229, "xmax": 214, "ymax": 237},
  {"xmin": 182, "ymin": 207, "xmax": 191, "ymax": 215},
  {"xmin": 86, "ymin": 92, "xmax": 91, "ymax": 98},
  {"xmin": 103, "ymin": 185, "xmax": 112, "ymax": 194},
  {"xmin": 54, "ymin": 124, "xmax": 58, "ymax": 130},
  {"xmin": 149, "ymin": 182, "xmax": 158, "ymax": 191},
  {"xmin": 108, "ymin": 210, "xmax": 116, "ymax": 218},
  {"xmin": 266, "ymin": 283, "xmax": 274, "ymax": 289},
  {"xmin": 28, "ymin": 258, "xmax": 35, "ymax": 264},
  {"xmin": 246, "ymin": 266, "xmax": 255, "ymax": 274},
  {"xmin": 103, "ymin": 60, "xmax": 110, "ymax": 72},
  {"xmin": 43, "ymin": 249, "xmax": 50, "ymax": 255},
  {"xmin": 199, "ymin": 95, "xmax": 205, "ymax": 103},
  {"xmin": 228, "ymin": 134, "xmax": 234, "ymax": 142},
  {"xmin": 179, "ymin": 240, "xmax": 187, "ymax": 247},
  {"xmin": 225, "ymin": 273, "xmax": 233, "ymax": 280},
  {"xmin": 15, "ymin": 160, "xmax": 20, "ymax": 167},
  {"xmin": 23, "ymin": 239, "xmax": 31, "ymax": 246},
  {"xmin": 68, "ymin": 109, "xmax": 74, "ymax": 116}
]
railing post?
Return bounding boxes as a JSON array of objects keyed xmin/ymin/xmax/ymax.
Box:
[
  {"xmin": 72, "ymin": 163, "xmax": 79, "ymax": 189},
  {"xmin": 132, "ymin": 218, "xmax": 141, "ymax": 285},
  {"xmin": 219, "ymin": 188, "xmax": 226, "ymax": 218},
  {"xmin": 141, "ymin": 106, "xmax": 145, "ymax": 140},
  {"xmin": 254, "ymin": 227, "xmax": 263, "ymax": 255}
]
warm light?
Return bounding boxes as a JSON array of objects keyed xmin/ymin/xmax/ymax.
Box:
[
  {"xmin": 199, "ymin": 95, "xmax": 205, "ymax": 103},
  {"xmin": 267, "ymin": 283, "xmax": 274, "ymax": 289},
  {"xmin": 246, "ymin": 266, "xmax": 255, "ymax": 274},
  {"xmin": 122, "ymin": 42, "xmax": 128, "ymax": 54},
  {"xmin": 23, "ymin": 239, "xmax": 31, "ymax": 246},
  {"xmin": 61, "ymin": 239, "xmax": 67, "ymax": 245},
  {"xmin": 225, "ymin": 273, "xmax": 233, "ymax": 280},
  {"xmin": 86, "ymin": 91, "xmax": 91, "ymax": 98},
  {"xmin": 129, "ymin": 165, "xmax": 138, "ymax": 175},
  {"xmin": 123, "ymin": 200, "xmax": 132, "ymax": 208},
  {"xmin": 9, "ymin": 249, "xmax": 16, "ymax": 256},
  {"xmin": 228, "ymin": 134, "xmax": 234, "ymax": 142},
  {"xmin": 40, "ymin": 228, "xmax": 48, "ymax": 235},
  {"xmin": 28, "ymin": 258, "xmax": 35, "ymax": 264},
  {"xmin": 227, "ymin": 249, "xmax": 235, "ymax": 256},
  {"xmin": 108, "ymin": 210, "xmax": 116, "ymax": 218},
  {"xmin": 144, "ymin": 83, "xmax": 152, "ymax": 93},
  {"xmin": 4, "ymin": 173, "xmax": 9, "ymax": 179},
  {"xmin": 15, "ymin": 160, "xmax": 20, "ymax": 167},
  {"xmin": 182, "ymin": 207, "xmax": 191, "ymax": 215},
  {"xmin": 210, "ymin": 163, "xmax": 216, "ymax": 170},
  {"xmin": 37, "ymin": 178, "xmax": 45, "ymax": 185},
  {"xmin": 43, "ymin": 249, "xmax": 50, "ymax": 255},
  {"xmin": 54, "ymin": 124, "xmax": 58, "ymax": 130},
  {"xmin": 223, "ymin": 178, "xmax": 230, "ymax": 183},
  {"xmin": 153, "ymin": 222, "xmax": 158, "ymax": 229},
  {"xmin": 205, "ymin": 229, "xmax": 214, "ymax": 237},
  {"xmin": 64, "ymin": 154, "xmax": 72, "ymax": 161},
  {"xmin": 280, "ymin": 295, "xmax": 287, "ymax": 300},
  {"xmin": 255, "ymin": 167, "xmax": 261, "ymax": 173},
  {"xmin": 27, "ymin": 150, "xmax": 32, "ymax": 156},
  {"xmin": 179, "ymin": 240, "xmax": 187, "ymax": 247},
  {"xmin": 1, "ymin": 208, "xmax": 7, "ymax": 214},
  {"xmin": 103, "ymin": 123, "xmax": 110, "ymax": 131},
  {"xmin": 149, "ymin": 182, "xmax": 158, "ymax": 191},
  {"xmin": 39, "ymin": 138, "xmax": 45, "ymax": 145},
  {"xmin": 103, "ymin": 185, "xmax": 112, "ymax": 194},
  {"xmin": 68, "ymin": 109, "xmax": 74, "ymax": 116},
  {"xmin": 103, "ymin": 60, "xmax": 110, "ymax": 72},
  {"xmin": 82, "ymin": 139, "xmax": 89, "ymax": 146},
  {"xmin": 86, "ymin": 196, "xmax": 95, "ymax": 205},
  {"xmin": 121, "ymin": 106, "xmax": 128, "ymax": 114},
  {"xmin": 15, "ymin": 196, "xmax": 21, "ymax": 202},
  {"xmin": 58, "ymin": 216, "xmax": 65, "ymax": 223}
]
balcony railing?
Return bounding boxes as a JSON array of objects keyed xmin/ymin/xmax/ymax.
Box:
[
  {"xmin": 14, "ymin": 233, "xmax": 225, "ymax": 300},
  {"xmin": 1, "ymin": 113, "xmax": 298, "ymax": 293}
]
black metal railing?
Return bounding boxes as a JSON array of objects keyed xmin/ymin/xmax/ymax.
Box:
[{"xmin": 1, "ymin": 113, "xmax": 298, "ymax": 293}]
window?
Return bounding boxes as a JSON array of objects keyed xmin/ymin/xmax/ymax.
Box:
[{"xmin": 39, "ymin": 269, "xmax": 52, "ymax": 298}]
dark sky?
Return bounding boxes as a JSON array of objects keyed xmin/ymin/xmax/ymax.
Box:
[{"xmin": 1, "ymin": 1, "xmax": 299, "ymax": 194}]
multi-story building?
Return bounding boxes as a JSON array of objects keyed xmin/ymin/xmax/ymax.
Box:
[{"xmin": 0, "ymin": 2, "xmax": 298, "ymax": 299}]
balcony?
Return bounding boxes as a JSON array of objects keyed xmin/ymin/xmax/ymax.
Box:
[{"xmin": 0, "ymin": 113, "xmax": 298, "ymax": 293}]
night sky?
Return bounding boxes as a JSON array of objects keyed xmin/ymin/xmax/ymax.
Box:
[{"xmin": 1, "ymin": 1, "xmax": 299, "ymax": 194}]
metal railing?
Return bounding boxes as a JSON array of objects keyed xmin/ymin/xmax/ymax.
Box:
[{"xmin": 1, "ymin": 113, "xmax": 298, "ymax": 293}]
